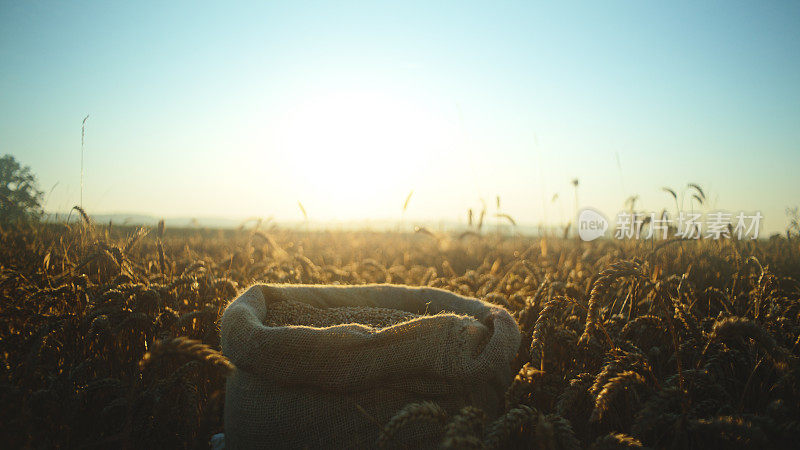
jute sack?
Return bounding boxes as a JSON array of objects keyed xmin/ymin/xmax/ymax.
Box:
[{"xmin": 221, "ymin": 283, "xmax": 521, "ymax": 449}]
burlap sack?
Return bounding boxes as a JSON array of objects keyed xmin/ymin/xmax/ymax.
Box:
[{"xmin": 220, "ymin": 284, "xmax": 521, "ymax": 449}]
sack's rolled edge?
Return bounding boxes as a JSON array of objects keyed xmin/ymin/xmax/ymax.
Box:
[{"xmin": 220, "ymin": 283, "xmax": 521, "ymax": 388}]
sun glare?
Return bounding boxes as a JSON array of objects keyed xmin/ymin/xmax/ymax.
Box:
[{"xmin": 274, "ymin": 89, "xmax": 457, "ymax": 220}]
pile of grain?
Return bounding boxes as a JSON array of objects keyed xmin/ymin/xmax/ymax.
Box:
[{"xmin": 263, "ymin": 300, "xmax": 420, "ymax": 328}]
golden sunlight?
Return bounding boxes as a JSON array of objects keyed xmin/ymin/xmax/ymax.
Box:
[{"xmin": 273, "ymin": 89, "xmax": 458, "ymax": 219}]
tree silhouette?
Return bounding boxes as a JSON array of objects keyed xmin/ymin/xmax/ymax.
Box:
[{"xmin": 0, "ymin": 154, "xmax": 43, "ymax": 223}]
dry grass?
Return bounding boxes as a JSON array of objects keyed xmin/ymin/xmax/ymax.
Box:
[{"xmin": 1, "ymin": 217, "xmax": 800, "ymax": 448}]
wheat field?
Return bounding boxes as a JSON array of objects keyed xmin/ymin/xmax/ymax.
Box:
[{"xmin": 1, "ymin": 217, "xmax": 799, "ymax": 448}]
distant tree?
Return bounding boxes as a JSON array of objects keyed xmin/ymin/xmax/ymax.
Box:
[{"xmin": 0, "ymin": 154, "xmax": 43, "ymax": 223}]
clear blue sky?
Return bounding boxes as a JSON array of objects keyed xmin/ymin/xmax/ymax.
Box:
[{"xmin": 1, "ymin": 1, "xmax": 798, "ymax": 232}]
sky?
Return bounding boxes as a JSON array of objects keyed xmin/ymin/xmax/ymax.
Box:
[{"xmin": 1, "ymin": 1, "xmax": 799, "ymax": 233}]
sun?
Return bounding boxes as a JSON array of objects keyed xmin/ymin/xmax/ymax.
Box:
[{"xmin": 273, "ymin": 88, "xmax": 457, "ymax": 220}]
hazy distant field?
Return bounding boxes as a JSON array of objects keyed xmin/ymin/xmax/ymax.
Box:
[{"xmin": 2, "ymin": 219, "xmax": 800, "ymax": 448}]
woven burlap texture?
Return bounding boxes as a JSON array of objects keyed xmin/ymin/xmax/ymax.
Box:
[{"xmin": 221, "ymin": 283, "xmax": 521, "ymax": 449}]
